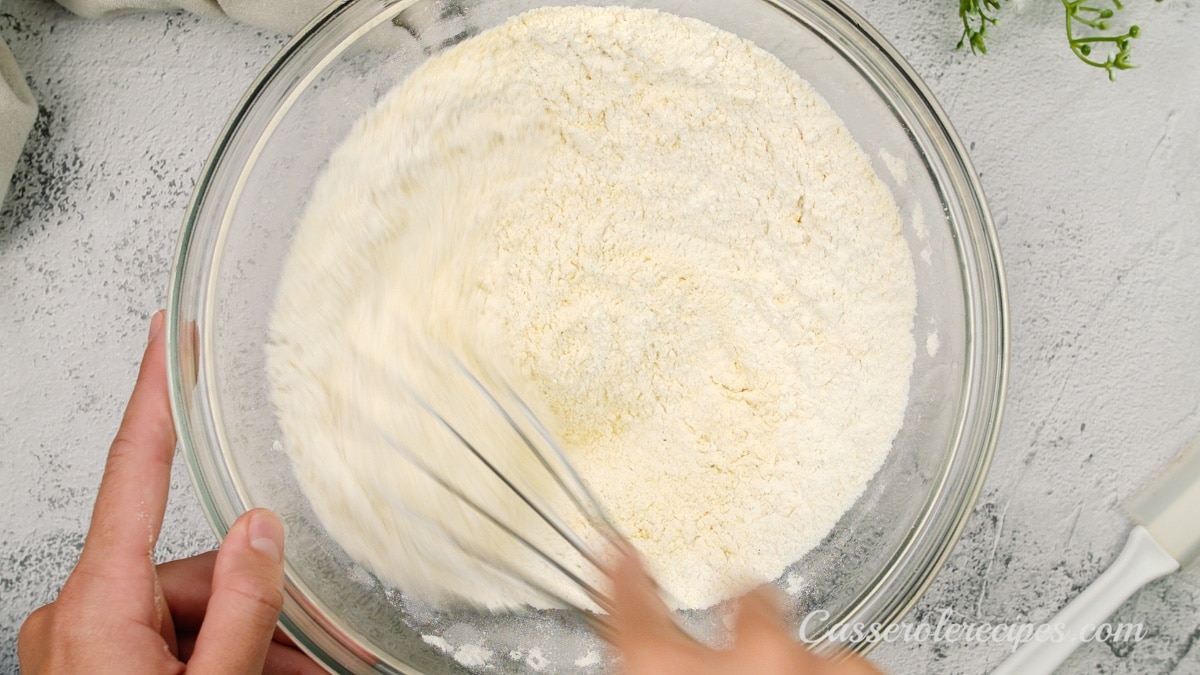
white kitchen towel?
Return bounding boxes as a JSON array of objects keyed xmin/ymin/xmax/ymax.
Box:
[
  {"xmin": 1, "ymin": 0, "xmax": 37, "ymax": 206},
  {"xmin": 56, "ymin": 0, "xmax": 330, "ymax": 35},
  {"xmin": 0, "ymin": 0, "xmax": 330, "ymax": 205}
]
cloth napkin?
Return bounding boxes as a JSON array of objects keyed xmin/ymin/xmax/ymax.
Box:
[
  {"xmin": 1, "ymin": 0, "xmax": 36, "ymax": 206},
  {"xmin": 0, "ymin": 0, "xmax": 329, "ymax": 205}
]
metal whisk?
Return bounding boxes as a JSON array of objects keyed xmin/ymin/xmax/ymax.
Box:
[{"xmin": 354, "ymin": 344, "xmax": 625, "ymax": 639}]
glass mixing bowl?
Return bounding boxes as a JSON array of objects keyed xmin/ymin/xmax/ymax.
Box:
[{"xmin": 167, "ymin": 0, "xmax": 1008, "ymax": 672}]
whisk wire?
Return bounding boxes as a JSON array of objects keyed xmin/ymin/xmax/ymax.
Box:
[
  {"xmin": 354, "ymin": 342, "xmax": 649, "ymax": 631},
  {"xmin": 448, "ymin": 355, "xmax": 626, "ymax": 547},
  {"xmin": 392, "ymin": 376, "xmax": 607, "ymax": 575},
  {"xmin": 369, "ymin": 419, "xmax": 614, "ymax": 613},
  {"xmin": 375, "ymin": 482, "xmax": 615, "ymax": 636},
  {"xmin": 496, "ymin": 376, "xmax": 626, "ymax": 544}
]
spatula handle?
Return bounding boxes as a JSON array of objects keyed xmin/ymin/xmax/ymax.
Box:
[{"xmin": 992, "ymin": 526, "xmax": 1179, "ymax": 675}]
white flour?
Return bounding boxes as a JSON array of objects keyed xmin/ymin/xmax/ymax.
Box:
[{"xmin": 268, "ymin": 6, "xmax": 915, "ymax": 614}]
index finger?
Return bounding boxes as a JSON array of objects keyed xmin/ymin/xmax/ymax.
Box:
[
  {"xmin": 609, "ymin": 545, "xmax": 695, "ymax": 650},
  {"xmin": 78, "ymin": 311, "xmax": 177, "ymax": 571}
]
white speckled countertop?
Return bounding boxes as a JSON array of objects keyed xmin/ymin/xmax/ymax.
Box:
[{"xmin": 1, "ymin": 1, "xmax": 1198, "ymax": 673}]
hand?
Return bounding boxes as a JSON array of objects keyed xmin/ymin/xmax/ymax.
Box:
[
  {"xmin": 609, "ymin": 547, "xmax": 883, "ymax": 675},
  {"xmin": 18, "ymin": 311, "xmax": 323, "ymax": 674}
]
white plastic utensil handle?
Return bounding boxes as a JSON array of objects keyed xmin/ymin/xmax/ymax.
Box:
[{"xmin": 992, "ymin": 526, "xmax": 1179, "ymax": 675}]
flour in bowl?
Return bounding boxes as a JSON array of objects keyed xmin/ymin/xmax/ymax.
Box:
[{"xmin": 268, "ymin": 6, "xmax": 916, "ymax": 611}]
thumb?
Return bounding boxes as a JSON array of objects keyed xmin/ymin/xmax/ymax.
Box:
[{"xmin": 187, "ymin": 509, "xmax": 286, "ymax": 674}]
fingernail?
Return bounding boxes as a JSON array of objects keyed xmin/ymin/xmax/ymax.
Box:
[
  {"xmin": 248, "ymin": 509, "xmax": 284, "ymax": 563},
  {"xmin": 148, "ymin": 310, "xmax": 165, "ymax": 342}
]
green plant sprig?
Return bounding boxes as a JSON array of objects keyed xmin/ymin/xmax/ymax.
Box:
[
  {"xmin": 957, "ymin": 0, "xmax": 1162, "ymax": 79},
  {"xmin": 958, "ymin": 0, "xmax": 1002, "ymax": 54},
  {"xmin": 1064, "ymin": 0, "xmax": 1143, "ymax": 80}
]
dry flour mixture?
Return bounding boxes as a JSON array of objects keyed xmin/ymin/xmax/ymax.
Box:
[{"xmin": 268, "ymin": 6, "xmax": 916, "ymax": 611}]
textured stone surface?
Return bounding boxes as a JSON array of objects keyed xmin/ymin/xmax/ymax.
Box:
[{"xmin": 1, "ymin": 1, "xmax": 1197, "ymax": 672}]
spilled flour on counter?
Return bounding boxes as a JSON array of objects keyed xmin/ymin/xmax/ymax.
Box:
[{"xmin": 268, "ymin": 6, "xmax": 915, "ymax": 613}]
